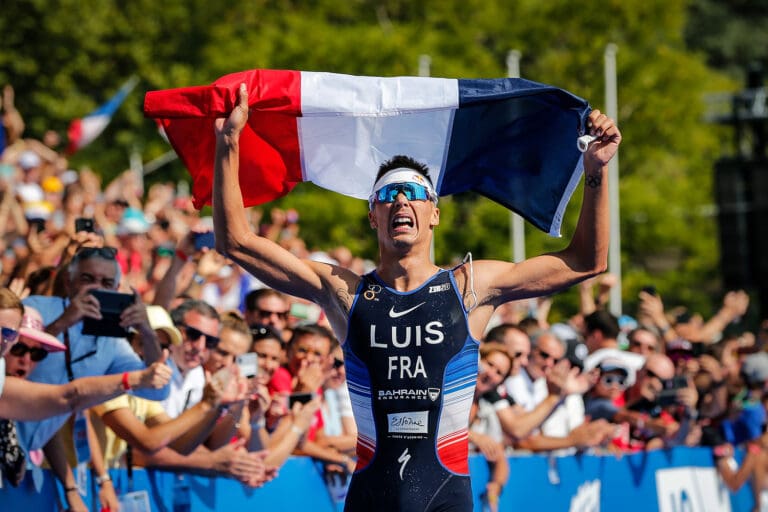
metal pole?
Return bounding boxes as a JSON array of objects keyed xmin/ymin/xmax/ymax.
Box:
[
  {"xmin": 507, "ymin": 50, "xmax": 526, "ymax": 263},
  {"xmin": 605, "ymin": 44, "xmax": 622, "ymax": 316},
  {"xmin": 418, "ymin": 55, "xmax": 431, "ymax": 78},
  {"xmin": 130, "ymin": 148, "xmax": 144, "ymax": 196}
]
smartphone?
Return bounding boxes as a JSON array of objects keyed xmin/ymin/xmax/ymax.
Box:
[
  {"xmin": 29, "ymin": 218, "xmax": 46, "ymax": 233},
  {"xmin": 194, "ymin": 231, "xmax": 215, "ymax": 251},
  {"xmin": 657, "ymin": 376, "xmax": 688, "ymax": 406},
  {"xmin": 82, "ymin": 290, "xmax": 135, "ymax": 337},
  {"xmin": 288, "ymin": 392, "xmax": 315, "ymax": 408},
  {"xmin": 75, "ymin": 217, "xmax": 95, "ymax": 233},
  {"xmin": 641, "ymin": 285, "xmax": 657, "ymax": 296},
  {"xmin": 236, "ymin": 353, "xmax": 259, "ymax": 379}
]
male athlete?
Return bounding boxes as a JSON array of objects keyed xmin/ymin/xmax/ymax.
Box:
[{"xmin": 213, "ymin": 83, "xmax": 621, "ymax": 511}]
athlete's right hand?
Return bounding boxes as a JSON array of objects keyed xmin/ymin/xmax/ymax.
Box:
[{"xmin": 214, "ymin": 83, "xmax": 249, "ymax": 141}]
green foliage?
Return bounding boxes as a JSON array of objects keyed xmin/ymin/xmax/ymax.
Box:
[{"xmin": 0, "ymin": 0, "xmax": 748, "ymax": 316}]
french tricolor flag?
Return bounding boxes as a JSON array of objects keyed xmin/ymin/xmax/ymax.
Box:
[
  {"xmin": 67, "ymin": 77, "xmax": 139, "ymax": 154},
  {"xmin": 144, "ymin": 69, "xmax": 592, "ymax": 236}
]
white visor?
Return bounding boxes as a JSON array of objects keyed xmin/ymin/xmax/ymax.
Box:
[{"xmin": 368, "ymin": 168, "xmax": 437, "ymax": 209}]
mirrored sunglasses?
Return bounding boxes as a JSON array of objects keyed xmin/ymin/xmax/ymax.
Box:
[
  {"xmin": 0, "ymin": 326, "xmax": 19, "ymax": 357},
  {"xmin": 9, "ymin": 341, "xmax": 48, "ymax": 362},
  {"xmin": 373, "ymin": 182, "xmax": 433, "ymax": 204}
]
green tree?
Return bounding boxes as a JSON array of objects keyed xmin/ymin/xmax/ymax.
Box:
[{"xmin": 0, "ymin": 0, "xmax": 740, "ymax": 317}]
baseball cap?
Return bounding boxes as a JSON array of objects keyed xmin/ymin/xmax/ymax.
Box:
[
  {"xmin": 18, "ymin": 150, "xmax": 41, "ymax": 170},
  {"xmin": 741, "ymin": 352, "xmax": 768, "ymax": 386},
  {"xmin": 116, "ymin": 207, "xmax": 150, "ymax": 235},
  {"xmin": 583, "ymin": 348, "xmax": 645, "ymax": 387}
]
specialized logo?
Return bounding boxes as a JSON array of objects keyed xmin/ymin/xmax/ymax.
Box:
[
  {"xmin": 388, "ymin": 411, "xmax": 428, "ymax": 434},
  {"xmin": 388, "ymin": 302, "xmax": 426, "ymax": 318},
  {"xmin": 428, "ymin": 283, "xmax": 450, "ymax": 293},
  {"xmin": 398, "ymin": 448, "xmax": 411, "ymax": 480}
]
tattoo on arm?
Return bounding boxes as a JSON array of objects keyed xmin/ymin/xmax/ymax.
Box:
[{"xmin": 585, "ymin": 172, "xmax": 602, "ymax": 189}]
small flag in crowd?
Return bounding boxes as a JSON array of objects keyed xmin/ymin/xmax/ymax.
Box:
[
  {"xmin": 144, "ymin": 69, "xmax": 592, "ymax": 236},
  {"xmin": 67, "ymin": 76, "xmax": 139, "ymax": 154}
]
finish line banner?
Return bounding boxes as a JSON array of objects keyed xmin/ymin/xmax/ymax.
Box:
[{"xmin": 1, "ymin": 447, "xmax": 755, "ymax": 511}]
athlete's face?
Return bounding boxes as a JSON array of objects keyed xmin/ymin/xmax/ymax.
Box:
[{"xmin": 368, "ymin": 185, "xmax": 439, "ymax": 249}]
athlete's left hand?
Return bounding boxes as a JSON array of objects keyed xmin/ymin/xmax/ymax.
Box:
[{"xmin": 584, "ymin": 109, "xmax": 621, "ymax": 169}]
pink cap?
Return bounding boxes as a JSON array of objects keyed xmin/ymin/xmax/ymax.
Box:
[{"xmin": 19, "ymin": 306, "xmax": 66, "ymax": 352}]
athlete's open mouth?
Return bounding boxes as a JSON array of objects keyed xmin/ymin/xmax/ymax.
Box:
[{"xmin": 391, "ymin": 214, "xmax": 414, "ymax": 230}]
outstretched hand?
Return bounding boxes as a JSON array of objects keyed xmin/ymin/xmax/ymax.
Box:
[{"xmin": 215, "ymin": 83, "xmax": 249, "ymax": 140}]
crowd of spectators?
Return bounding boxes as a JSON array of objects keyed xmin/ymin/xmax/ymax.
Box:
[{"xmin": 2, "ymin": 84, "xmax": 768, "ymax": 511}]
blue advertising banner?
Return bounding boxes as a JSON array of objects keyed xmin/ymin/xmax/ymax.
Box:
[{"xmin": 0, "ymin": 447, "xmax": 757, "ymax": 511}]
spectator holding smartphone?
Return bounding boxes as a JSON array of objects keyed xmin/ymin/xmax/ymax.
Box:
[
  {"xmin": 0, "ymin": 289, "xmax": 171, "ymax": 510},
  {"xmin": 16, "ymin": 245, "xmax": 169, "ymax": 453}
]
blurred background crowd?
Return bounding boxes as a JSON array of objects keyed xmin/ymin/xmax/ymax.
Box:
[{"xmin": 2, "ymin": 80, "xmax": 768, "ymax": 512}]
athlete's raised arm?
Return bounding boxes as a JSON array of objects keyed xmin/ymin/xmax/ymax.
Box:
[
  {"xmin": 470, "ymin": 109, "xmax": 620, "ymax": 310},
  {"xmin": 212, "ymin": 84, "xmax": 358, "ymax": 333}
]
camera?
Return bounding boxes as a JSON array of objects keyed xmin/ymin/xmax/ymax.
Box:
[
  {"xmin": 288, "ymin": 392, "xmax": 315, "ymax": 408},
  {"xmin": 75, "ymin": 217, "xmax": 95, "ymax": 233},
  {"xmin": 29, "ymin": 218, "xmax": 46, "ymax": 233},
  {"xmin": 656, "ymin": 375, "xmax": 687, "ymax": 406}
]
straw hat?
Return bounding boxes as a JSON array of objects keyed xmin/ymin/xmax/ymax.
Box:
[{"xmin": 146, "ymin": 305, "xmax": 182, "ymax": 346}]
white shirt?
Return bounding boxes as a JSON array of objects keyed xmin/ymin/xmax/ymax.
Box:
[
  {"xmin": 161, "ymin": 361, "xmax": 205, "ymax": 418},
  {"xmin": 322, "ymin": 384, "xmax": 353, "ymax": 437},
  {"xmin": 505, "ymin": 369, "xmax": 547, "ymax": 412},
  {"xmin": 505, "ymin": 369, "xmax": 584, "ymax": 440},
  {"xmin": 470, "ymin": 396, "xmax": 506, "ymax": 446}
]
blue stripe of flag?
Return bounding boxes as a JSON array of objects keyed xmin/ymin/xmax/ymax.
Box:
[{"xmin": 438, "ymin": 78, "xmax": 591, "ymax": 236}]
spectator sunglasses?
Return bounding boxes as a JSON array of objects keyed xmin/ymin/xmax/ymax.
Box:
[
  {"xmin": 179, "ymin": 324, "xmax": 220, "ymax": 348},
  {"xmin": 372, "ymin": 182, "xmax": 435, "ymax": 204},
  {"xmin": 8, "ymin": 341, "xmax": 48, "ymax": 362},
  {"xmin": 74, "ymin": 246, "xmax": 118, "ymax": 260}
]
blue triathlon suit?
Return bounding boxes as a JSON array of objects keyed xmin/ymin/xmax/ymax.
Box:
[{"xmin": 343, "ymin": 269, "xmax": 479, "ymax": 512}]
